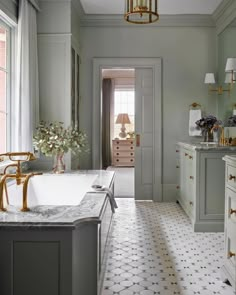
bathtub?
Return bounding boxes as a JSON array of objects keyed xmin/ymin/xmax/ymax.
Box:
[
  {"xmin": 7, "ymin": 173, "xmax": 98, "ymax": 208},
  {"xmin": 0, "ymin": 170, "xmax": 115, "ymax": 295}
]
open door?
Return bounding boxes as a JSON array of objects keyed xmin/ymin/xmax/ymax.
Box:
[{"xmin": 135, "ymin": 68, "xmax": 155, "ymax": 200}]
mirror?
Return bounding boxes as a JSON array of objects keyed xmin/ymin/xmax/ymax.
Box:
[{"xmin": 217, "ymin": 18, "xmax": 236, "ymax": 122}]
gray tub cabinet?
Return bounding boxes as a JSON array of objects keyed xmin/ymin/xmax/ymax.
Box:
[
  {"xmin": 176, "ymin": 142, "xmax": 236, "ymax": 232},
  {"xmin": 0, "ymin": 171, "xmax": 115, "ymax": 295}
]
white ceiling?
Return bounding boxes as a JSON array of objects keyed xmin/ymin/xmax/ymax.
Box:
[{"xmin": 80, "ymin": 0, "xmax": 223, "ymax": 15}]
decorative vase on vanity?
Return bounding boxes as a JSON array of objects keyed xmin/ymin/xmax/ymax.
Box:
[{"xmin": 202, "ymin": 128, "xmax": 213, "ymax": 142}]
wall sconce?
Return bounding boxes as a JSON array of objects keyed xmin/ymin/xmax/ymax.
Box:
[
  {"xmin": 204, "ymin": 72, "xmax": 232, "ymax": 95},
  {"xmin": 225, "ymin": 58, "xmax": 236, "ymax": 83}
]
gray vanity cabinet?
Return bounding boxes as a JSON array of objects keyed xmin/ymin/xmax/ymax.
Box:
[
  {"xmin": 222, "ymin": 155, "xmax": 236, "ymax": 290},
  {"xmin": 177, "ymin": 143, "xmax": 236, "ymax": 232}
]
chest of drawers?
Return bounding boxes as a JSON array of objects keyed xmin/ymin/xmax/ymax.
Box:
[{"xmin": 112, "ymin": 139, "xmax": 135, "ymax": 167}]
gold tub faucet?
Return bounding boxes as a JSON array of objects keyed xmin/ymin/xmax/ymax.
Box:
[{"xmin": 0, "ymin": 152, "xmax": 42, "ymax": 212}]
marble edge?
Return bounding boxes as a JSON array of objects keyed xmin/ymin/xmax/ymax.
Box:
[
  {"xmin": 222, "ymin": 155, "xmax": 236, "ymax": 163},
  {"xmin": 177, "ymin": 142, "xmax": 236, "ymax": 151}
]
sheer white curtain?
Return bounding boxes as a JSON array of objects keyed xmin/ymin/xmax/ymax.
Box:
[{"xmin": 14, "ymin": 0, "xmax": 39, "ymax": 152}]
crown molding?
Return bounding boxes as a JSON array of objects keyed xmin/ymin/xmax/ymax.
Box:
[
  {"xmin": 213, "ymin": 0, "xmax": 236, "ymax": 34},
  {"xmin": 80, "ymin": 14, "xmax": 215, "ymax": 28}
]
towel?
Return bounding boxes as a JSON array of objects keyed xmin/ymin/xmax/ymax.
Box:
[
  {"xmin": 189, "ymin": 109, "xmax": 202, "ymax": 136},
  {"xmin": 88, "ymin": 186, "xmax": 118, "ymax": 213}
]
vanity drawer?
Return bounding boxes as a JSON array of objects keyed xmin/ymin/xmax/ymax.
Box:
[
  {"xmin": 226, "ymin": 188, "xmax": 236, "ymax": 223},
  {"xmin": 225, "ymin": 221, "xmax": 236, "ymax": 272},
  {"xmin": 226, "ymin": 164, "xmax": 236, "ymax": 190},
  {"xmin": 113, "ymin": 157, "xmax": 135, "ymax": 166},
  {"xmin": 113, "ymin": 140, "xmax": 134, "ymax": 146}
]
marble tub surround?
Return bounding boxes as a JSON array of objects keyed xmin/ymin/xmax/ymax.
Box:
[{"xmin": 0, "ymin": 170, "xmax": 115, "ymax": 295}]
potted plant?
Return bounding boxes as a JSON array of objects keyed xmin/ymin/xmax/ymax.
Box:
[
  {"xmin": 33, "ymin": 121, "xmax": 89, "ymax": 173},
  {"xmin": 195, "ymin": 115, "xmax": 222, "ymax": 142}
]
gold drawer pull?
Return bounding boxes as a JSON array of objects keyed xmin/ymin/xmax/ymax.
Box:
[
  {"xmin": 176, "ymin": 186, "xmax": 180, "ymax": 189},
  {"xmin": 230, "ymin": 209, "xmax": 236, "ymax": 215},
  {"xmin": 189, "ymin": 176, "xmax": 194, "ymax": 180},
  {"xmin": 229, "ymin": 174, "xmax": 236, "ymax": 180},
  {"xmin": 189, "ymin": 156, "xmax": 193, "ymax": 159},
  {"xmin": 228, "ymin": 251, "xmax": 236, "ymax": 258},
  {"xmin": 185, "ymin": 153, "xmax": 188, "ymax": 156},
  {"xmin": 189, "ymin": 201, "xmax": 193, "ymax": 206}
]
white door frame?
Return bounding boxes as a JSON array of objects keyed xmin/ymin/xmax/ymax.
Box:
[{"xmin": 92, "ymin": 57, "xmax": 162, "ymax": 201}]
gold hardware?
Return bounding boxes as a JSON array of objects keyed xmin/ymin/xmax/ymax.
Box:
[
  {"xmin": 176, "ymin": 166, "xmax": 179, "ymax": 168},
  {"xmin": 189, "ymin": 156, "xmax": 193, "ymax": 159},
  {"xmin": 185, "ymin": 153, "xmax": 188, "ymax": 156},
  {"xmin": 189, "ymin": 102, "xmax": 201, "ymax": 108},
  {"xmin": 230, "ymin": 209, "xmax": 236, "ymax": 215},
  {"xmin": 189, "ymin": 201, "xmax": 193, "ymax": 206},
  {"xmin": 136, "ymin": 134, "xmax": 140, "ymax": 147},
  {"xmin": 176, "ymin": 150, "xmax": 179, "ymax": 153},
  {"xmin": 176, "ymin": 186, "xmax": 180, "ymax": 189},
  {"xmin": 208, "ymin": 84, "xmax": 231, "ymax": 95},
  {"xmin": 229, "ymin": 174, "xmax": 236, "ymax": 180},
  {"xmin": 228, "ymin": 251, "xmax": 236, "ymax": 258},
  {"xmin": 190, "ymin": 176, "xmax": 194, "ymax": 180},
  {"xmin": 0, "ymin": 152, "xmax": 42, "ymax": 212}
]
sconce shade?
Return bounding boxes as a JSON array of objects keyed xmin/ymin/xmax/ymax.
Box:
[
  {"xmin": 124, "ymin": 0, "xmax": 159, "ymax": 24},
  {"xmin": 115, "ymin": 113, "xmax": 131, "ymax": 124},
  {"xmin": 204, "ymin": 73, "xmax": 215, "ymax": 84},
  {"xmin": 225, "ymin": 72, "xmax": 235, "ymax": 83},
  {"xmin": 225, "ymin": 58, "xmax": 236, "ymax": 72}
]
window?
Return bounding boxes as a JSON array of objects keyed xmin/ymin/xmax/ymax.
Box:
[
  {"xmin": 0, "ymin": 20, "xmax": 10, "ymax": 153},
  {"xmin": 114, "ymin": 89, "xmax": 135, "ymax": 138}
]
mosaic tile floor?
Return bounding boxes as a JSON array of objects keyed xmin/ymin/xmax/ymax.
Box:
[{"xmin": 101, "ymin": 199, "xmax": 235, "ymax": 295}]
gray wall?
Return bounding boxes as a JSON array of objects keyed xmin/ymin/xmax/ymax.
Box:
[
  {"xmin": 0, "ymin": 0, "xmax": 17, "ymax": 22},
  {"xmin": 80, "ymin": 24, "xmax": 217, "ymax": 201}
]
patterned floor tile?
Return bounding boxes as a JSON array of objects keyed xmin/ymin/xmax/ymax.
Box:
[{"xmin": 101, "ymin": 199, "xmax": 236, "ymax": 295}]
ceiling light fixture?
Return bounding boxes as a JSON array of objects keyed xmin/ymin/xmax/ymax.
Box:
[{"xmin": 124, "ymin": 0, "xmax": 159, "ymax": 24}]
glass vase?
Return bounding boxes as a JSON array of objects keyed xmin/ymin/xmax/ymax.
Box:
[
  {"xmin": 53, "ymin": 153, "xmax": 65, "ymax": 174},
  {"xmin": 202, "ymin": 128, "xmax": 213, "ymax": 142}
]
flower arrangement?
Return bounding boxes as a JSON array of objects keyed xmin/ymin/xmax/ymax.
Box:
[
  {"xmin": 225, "ymin": 115, "xmax": 236, "ymax": 127},
  {"xmin": 33, "ymin": 121, "xmax": 89, "ymax": 157},
  {"xmin": 195, "ymin": 115, "xmax": 221, "ymax": 131}
]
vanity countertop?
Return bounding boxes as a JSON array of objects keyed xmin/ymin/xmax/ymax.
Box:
[
  {"xmin": 0, "ymin": 170, "xmax": 115, "ymax": 230},
  {"xmin": 177, "ymin": 142, "xmax": 236, "ymax": 151}
]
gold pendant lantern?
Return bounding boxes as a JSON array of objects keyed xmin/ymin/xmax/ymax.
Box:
[{"xmin": 124, "ymin": 0, "xmax": 159, "ymax": 24}]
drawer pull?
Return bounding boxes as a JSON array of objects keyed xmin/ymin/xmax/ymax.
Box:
[
  {"xmin": 116, "ymin": 159, "xmax": 119, "ymax": 162},
  {"xmin": 229, "ymin": 174, "xmax": 236, "ymax": 180},
  {"xmin": 130, "ymin": 159, "xmax": 133, "ymax": 162},
  {"xmin": 130, "ymin": 141, "xmax": 133, "ymax": 144},
  {"xmin": 189, "ymin": 156, "xmax": 193, "ymax": 159},
  {"xmin": 176, "ymin": 150, "xmax": 179, "ymax": 153},
  {"xmin": 189, "ymin": 201, "xmax": 193, "ymax": 206},
  {"xmin": 176, "ymin": 166, "xmax": 179, "ymax": 168},
  {"xmin": 228, "ymin": 251, "xmax": 236, "ymax": 258},
  {"xmin": 116, "ymin": 153, "xmax": 119, "ymax": 156},
  {"xmin": 189, "ymin": 176, "xmax": 194, "ymax": 180},
  {"xmin": 185, "ymin": 153, "xmax": 188, "ymax": 156},
  {"xmin": 116, "ymin": 147, "xmax": 119, "ymax": 150},
  {"xmin": 130, "ymin": 147, "xmax": 134, "ymax": 150},
  {"xmin": 130, "ymin": 153, "xmax": 133, "ymax": 156},
  {"xmin": 116, "ymin": 141, "xmax": 120, "ymax": 144},
  {"xmin": 176, "ymin": 186, "xmax": 180, "ymax": 189},
  {"xmin": 230, "ymin": 209, "xmax": 236, "ymax": 215}
]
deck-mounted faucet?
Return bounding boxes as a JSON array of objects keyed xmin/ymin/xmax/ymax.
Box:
[{"xmin": 0, "ymin": 152, "xmax": 42, "ymax": 212}]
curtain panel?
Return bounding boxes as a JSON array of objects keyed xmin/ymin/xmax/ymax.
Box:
[
  {"xmin": 102, "ymin": 78, "xmax": 114, "ymax": 169},
  {"xmin": 14, "ymin": 0, "xmax": 39, "ymax": 152}
]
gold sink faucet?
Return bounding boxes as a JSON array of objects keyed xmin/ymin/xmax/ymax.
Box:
[{"xmin": 0, "ymin": 152, "xmax": 42, "ymax": 212}]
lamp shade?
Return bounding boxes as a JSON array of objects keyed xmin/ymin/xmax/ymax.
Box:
[
  {"xmin": 225, "ymin": 72, "xmax": 236, "ymax": 83},
  {"xmin": 115, "ymin": 113, "xmax": 131, "ymax": 124},
  {"xmin": 225, "ymin": 58, "xmax": 236, "ymax": 72},
  {"xmin": 204, "ymin": 73, "xmax": 216, "ymax": 84}
]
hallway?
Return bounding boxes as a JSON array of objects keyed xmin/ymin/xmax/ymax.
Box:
[{"xmin": 101, "ymin": 199, "xmax": 235, "ymax": 295}]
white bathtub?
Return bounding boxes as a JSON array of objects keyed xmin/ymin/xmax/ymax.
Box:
[{"xmin": 7, "ymin": 174, "xmax": 98, "ymax": 208}]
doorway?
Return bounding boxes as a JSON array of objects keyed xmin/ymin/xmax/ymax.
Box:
[
  {"xmin": 92, "ymin": 58, "xmax": 162, "ymax": 202},
  {"xmin": 102, "ymin": 68, "xmax": 135, "ymax": 198}
]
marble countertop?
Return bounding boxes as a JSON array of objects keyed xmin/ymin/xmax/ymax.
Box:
[
  {"xmin": 0, "ymin": 170, "xmax": 115, "ymax": 229},
  {"xmin": 177, "ymin": 142, "xmax": 236, "ymax": 151}
]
